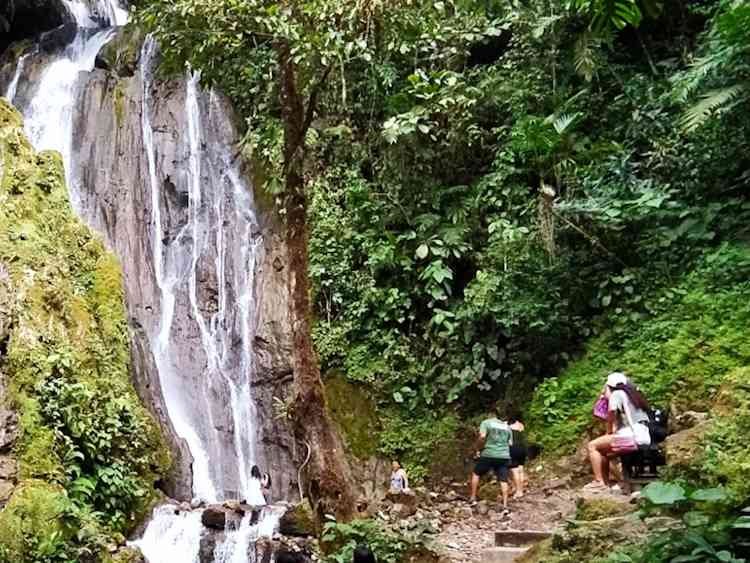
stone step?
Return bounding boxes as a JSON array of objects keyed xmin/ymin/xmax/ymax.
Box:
[
  {"xmin": 480, "ymin": 546, "xmax": 530, "ymax": 562},
  {"xmin": 495, "ymin": 529, "xmax": 552, "ymax": 547}
]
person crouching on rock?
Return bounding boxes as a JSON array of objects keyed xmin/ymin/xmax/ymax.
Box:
[
  {"xmin": 584, "ymin": 372, "xmax": 651, "ymax": 493},
  {"xmin": 389, "ymin": 460, "xmax": 409, "ymax": 493},
  {"xmin": 469, "ymin": 403, "xmax": 512, "ymax": 512}
]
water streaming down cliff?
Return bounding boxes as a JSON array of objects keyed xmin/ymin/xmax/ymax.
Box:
[{"xmin": 2, "ymin": 0, "xmax": 294, "ymax": 560}]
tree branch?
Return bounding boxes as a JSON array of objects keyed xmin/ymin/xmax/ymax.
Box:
[{"xmin": 301, "ymin": 64, "xmax": 333, "ymax": 138}]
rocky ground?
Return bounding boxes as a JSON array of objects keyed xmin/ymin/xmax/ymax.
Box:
[
  {"xmin": 371, "ymin": 461, "xmax": 644, "ymax": 562},
  {"xmin": 434, "ymin": 484, "xmax": 579, "ymax": 561}
]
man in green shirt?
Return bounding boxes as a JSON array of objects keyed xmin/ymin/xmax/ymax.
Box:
[{"xmin": 469, "ymin": 405, "xmax": 513, "ymax": 510}]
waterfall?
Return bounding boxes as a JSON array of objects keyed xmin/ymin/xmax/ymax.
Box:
[
  {"xmin": 22, "ymin": 26, "xmax": 115, "ymax": 209},
  {"xmin": 3, "ymin": 0, "xmax": 282, "ymax": 560},
  {"xmin": 3, "ymin": 53, "xmax": 27, "ymax": 103},
  {"xmin": 131, "ymin": 505, "xmax": 204, "ymax": 563}
]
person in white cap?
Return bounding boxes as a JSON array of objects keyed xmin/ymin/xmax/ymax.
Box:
[{"xmin": 583, "ymin": 372, "xmax": 651, "ymax": 492}]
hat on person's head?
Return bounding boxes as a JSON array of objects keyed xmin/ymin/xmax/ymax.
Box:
[{"xmin": 606, "ymin": 372, "xmax": 628, "ymax": 388}]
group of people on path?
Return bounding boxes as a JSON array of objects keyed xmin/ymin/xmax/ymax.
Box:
[
  {"xmin": 468, "ymin": 408, "xmax": 527, "ymax": 512},
  {"xmin": 468, "ymin": 371, "xmax": 660, "ymax": 507}
]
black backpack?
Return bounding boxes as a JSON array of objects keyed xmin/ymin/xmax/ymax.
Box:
[{"xmin": 647, "ymin": 407, "xmax": 669, "ymax": 444}]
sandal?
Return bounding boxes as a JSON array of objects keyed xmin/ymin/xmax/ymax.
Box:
[{"xmin": 582, "ymin": 481, "xmax": 609, "ymax": 492}]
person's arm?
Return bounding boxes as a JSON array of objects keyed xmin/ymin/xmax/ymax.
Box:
[
  {"xmin": 606, "ymin": 410, "xmax": 616, "ymax": 434},
  {"xmin": 401, "ymin": 469, "xmax": 409, "ymax": 491},
  {"xmin": 607, "ymin": 391, "xmax": 621, "ymax": 434},
  {"xmin": 474, "ymin": 422, "xmax": 487, "ymax": 457}
]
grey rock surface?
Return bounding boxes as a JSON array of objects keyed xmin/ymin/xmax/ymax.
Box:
[{"xmin": 64, "ymin": 44, "xmax": 298, "ymax": 501}]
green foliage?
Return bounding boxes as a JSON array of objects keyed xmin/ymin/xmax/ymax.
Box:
[
  {"xmin": 694, "ymin": 367, "xmax": 750, "ymax": 501},
  {"xmin": 675, "ymin": 0, "xmax": 750, "ymax": 131},
  {"xmin": 135, "ymin": 0, "xmax": 750, "ymax": 423},
  {"xmin": 607, "ymin": 482, "xmax": 743, "ymax": 562},
  {"xmin": 377, "ymin": 412, "xmax": 461, "ymax": 484},
  {"xmin": 0, "ymin": 100, "xmax": 169, "ymax": 561},
  {"xmin": 321, "ymin": 518, "xmax": 430, "ymax": 563},
  {"xmin": 527, "ymin": 244, "xmax": 750, "ymax": 453},
  {"xmin": 0, "ymin": 482, "xmax": 75, "ymax": 563}
]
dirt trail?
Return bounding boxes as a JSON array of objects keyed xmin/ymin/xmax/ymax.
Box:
[{"xmin": 434, "ymin": 482, "xmax": 580, "ymax": 561}]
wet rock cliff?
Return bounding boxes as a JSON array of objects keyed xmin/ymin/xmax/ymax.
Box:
[{"xmin": 68, "ymin": 36, "xmax": 299, "ymax": 501}]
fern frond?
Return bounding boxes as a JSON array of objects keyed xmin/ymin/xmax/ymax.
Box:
[
  {"xmin": 681, "ymin": 83, "xmax": 747, "ymax": 132},
  {"xmin": 574, "ymin": 33, "xmax": 599, "ymax": 82},
  {"xmin": 551, "ymin": 112, "xmax": 582, "ymax": 135}
]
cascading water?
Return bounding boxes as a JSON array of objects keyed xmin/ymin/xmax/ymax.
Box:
[
  {"xmin": 3, "ymin": 53, "xmax": 27, "ymax": 103},
  {"xmin": 3, "ymin": 1, "xmax": 282, "ymax": 561},
  {"xmin": 21, "ymin": 26, "xmax": 115, "ymax": 207}
]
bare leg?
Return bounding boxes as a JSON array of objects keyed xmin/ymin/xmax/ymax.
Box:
[
  {"xmin": 511, "ymin": 467, "xmax": 525, "ymax": 497},
  {"xmin": 500, "ymin": 481, "xmax": 509, "ymax": 508},
  {"xmin": 469, "ymin": 473, "xmax": 480, "ymax": 501},
  {"xmin": 588, "ymin": 435, "xmax": 615, "ymax": 485}
]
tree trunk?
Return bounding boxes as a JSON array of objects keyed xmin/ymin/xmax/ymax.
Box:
[{"xmin": 276, "ymin": 41, "xmax": 356, "ymax": 525}]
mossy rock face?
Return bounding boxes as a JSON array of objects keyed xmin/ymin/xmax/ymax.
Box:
[
  {"xmin": 521, "ymin": 514, "xmax": 646, "ymax": 563},
  {"xmin": 107, "ymin": 547, "xmax": 146, "ymax": 563},
  {"xmin": 0, "ymin": 99, "xmax": 170, "ymax": 561},
  {"xmin": 324, "ymin": 372, "xmax": 380, "ymax": 460},
  {"xmin": 97, "ymin": 25, "xmax": 144, "ymax": 77},
  {"xmin": 279, "ymin": 501, "xmax": 317, "ymax": 537},
  {"xmin": 575, "ymin": 497, "xmax": 635, "ymax": 521}
]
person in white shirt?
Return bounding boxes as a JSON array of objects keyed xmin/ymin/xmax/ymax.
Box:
[{"xmin": 584, "ymin": 372, "xmax": 651, "ymax": 492}]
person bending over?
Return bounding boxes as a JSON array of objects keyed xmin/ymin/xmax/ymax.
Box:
[
  {"xmin": 469, "ymin": 404, "xmax": 512, "ymax": 510},
  {"xmin": 585, "ymin": 372, "xmax": 651, "ymax": 492}
]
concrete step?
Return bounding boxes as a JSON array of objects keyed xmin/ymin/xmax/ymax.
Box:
[
  {"xmin": 495, "ymin": 529, "xmax": 551, "ymax": 547},
  {"xmin": 480, "ymin": 546, "xmax": 530, "ymax": 562}
]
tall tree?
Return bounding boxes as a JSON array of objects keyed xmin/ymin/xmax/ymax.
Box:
[{"xmin": 137, "ymin": 0, "xmax": 364, "ymax": 521}]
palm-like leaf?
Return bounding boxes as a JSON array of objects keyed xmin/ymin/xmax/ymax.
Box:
[
  {"xmin": 570, "ymin": 0, "xmax": 651, "ymax": 31},
  {"xmin": 574, "ymin": 33, "xmax": 600, "ymax": 82},
  {"xmin": 551, "ymin": 112, "xmax": 582, "ymax": 135},
  {"xmin": 681, "ymin": 84, "xmax": 748, "ymax": 132}
]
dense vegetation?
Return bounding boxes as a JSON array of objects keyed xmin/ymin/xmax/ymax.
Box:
[
  {"xmin": 0, "ymin": 101, "xmax": 168, "ymax": 562},
  {"xmin": 138, "ymin": 0, "xmax": 749, "ymax": 450},
  {"xmin": 135, "ymin": 0, "xmax": 750, "ymax": 559}
]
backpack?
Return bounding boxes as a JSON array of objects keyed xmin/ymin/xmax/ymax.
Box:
[{"xmin": 647, "ymin": 407, "xmax": 669, "ymax": 444}]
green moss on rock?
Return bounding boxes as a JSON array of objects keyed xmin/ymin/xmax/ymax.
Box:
[
  {"xmin": 0, "ymin": 99, "xmax": 170, "ymax": 561},
  {"xmin": 324, "ymin": 371, "xmax": 380, "ymax": 459},
  {"xmin": 0, "ymin": 481, "xmax": 71, "ymax": 560},
  {"xmin": 98, "ymin": 25, "xmax": 144, "ymax": 77},
  {"xmin": 575, "ymin": 497, "xmax": 635, "ymax": 521}
]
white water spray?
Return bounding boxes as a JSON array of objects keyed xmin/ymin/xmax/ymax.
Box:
[
  {"xmin": 131, "ymin": 505, "xmax": 203, "ymax": 563},
  {"xmin": 3, "ymin": 53, "xmax": 28, "ymax": 103},
  {"xmin": 140, "ymin": 37, "xmax": 219, "ymax": 505}
]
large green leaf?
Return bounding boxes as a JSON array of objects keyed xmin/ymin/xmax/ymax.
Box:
[
  {"xmin": 689, "ymin": 487, "xmax": 729, "ymax": 503},
  {"xmin": 641, "ymin": 482, "xmax": 687, "ymax": 505}
]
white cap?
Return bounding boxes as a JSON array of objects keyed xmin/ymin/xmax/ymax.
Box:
[{"xmin": 606, "ymin": 372, "xmax": 628, "ymax": 388}]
